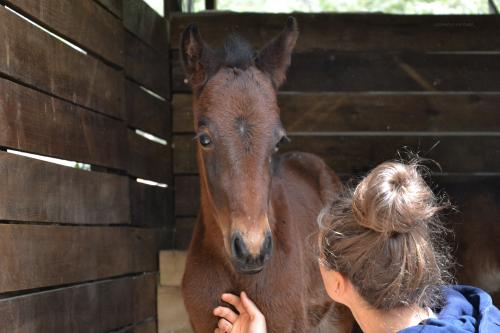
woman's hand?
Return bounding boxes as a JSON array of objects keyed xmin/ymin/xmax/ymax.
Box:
[{"xmin": 213, "ymin": 291, "xmax": 267, "ymax": 333}]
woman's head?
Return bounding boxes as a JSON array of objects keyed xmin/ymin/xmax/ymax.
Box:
[{"xmin": 318, "ymin": 161, "xmax": 453, "ymax": 311}]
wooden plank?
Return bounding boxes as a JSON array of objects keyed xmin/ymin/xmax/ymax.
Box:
[
  {"xmin": 5, "ymin": 0, "xmax": 124, "ymax": 66},
  {"xmin": 174, "ymin": 175, "xmax": 199, "ymax": 216},
  {"xmin": 173, "ymin": 134, "xmax": 500, "ymax": 174},
  {"xmin": 174, "ymin": 218, "xmax": 196, "ymax": 250},
  {"xmin": 173, "ymin": 93, "xmax": 500, "ymax": 133},
  {"xmin": 125, "ymin": 32, "xmax": 169, "ymax": 98},
  {"xmin": 0, "ymin": 152, "xmax": 130, "ymax": 225},
  {"xmin": 0, "ymin": 78, "xmax": 127, "ymax": 170},
  {"xmin": 170, "ymin": 13, "xmax": 500, "ymax": 52},
  {"xmin": 95, "ymin": 0, "xmax": 123, "ymax": 19},
  {"xmin": 133, "ymin": 274, "xmax": 157, "ymax": 323},
  {"xmin": 127, "ymin": 130, "xmax": 172, "ymax": 184},
  {"xmin": 158, "ymin": 287, "xmax": 192, "ymax": 333},
  {"xmin": 130, "ymin": 180, "xmax": 173, "ymax": 227},
  {"xmin": 0, "ymin": 225, "xmax": 159, "ymax": 293},
  {"xmin": 123, "ymin": 0, "xmax": 168, "ymax": 54},
  {"xmin": 172, "ymin": 50, "xmax": 500, "ymax": 93},
  {"xmin": 126, "ymin": 80, "xmax": 171, "ymax": 139},
  {"xmin": 159, "ymin": 251, "xmax": 186, "ymax": 286},
  {"xmin": 0, "ymin": 6, "xmax": 123, "ymax": 118},
  {"xmin": 134, "ymin": 320, "xmax": 158, "ymax": 333}
]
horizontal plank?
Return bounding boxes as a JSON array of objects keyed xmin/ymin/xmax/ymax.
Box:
[
  {"xmin": 173, "ymin": 93, "xmax": 500, "ymax": 133},
  {"xmin": 0, "ymin": 225, "xmax": 159, "ymax": 293},
  {"xmin": 125, "ymin": 32, "xmax": 169, "ymax": 98},
  {"xmin": 95, "ymin": 0, "xmax": 123, "ymax": 19},
  {"xmin": 127, "ymin": 130, "xmax": 172, "ymax": 184},
  {"xmin": 0, "ymin": 77, "xmax": 127, "ymax": 170},
  {"xmin": 174, "ymin": 176, "xmax": 199, "ymax": 216},
  {"xmin": 5, "ymin": 0, "xmax": 123, "ymax": 66},
  {"xmin": 0, "ymin": 6, "xmax": 123, "ymax": 118},
  {"xmin": 133, "ymin": 320, "xmax": 157, "ymax": 333},
  {"xmin": 126, "ymin": 80, "xmax": 171, "ymax": 139},
  {"xmin": 0, "ymin": 152, "xmax": 130, "ymax": 225},
  {"xmin": 130, "ymin": 179, "xmax": 173, "ymax": 227},
  {"xmin": 123, "ymin": 0, "xmax": 168, "ymax": 54},
  {"xmin": 172, "ymin": 50, "xmax": 500, "ymax": 93},
  {"xmin": 171, "ymin": 13, "xmax": 500, "ymax": 52},
  {"xmin": 173, "ymin": 134, "xmax": 500, "ymax": 174},
  {"xmin": 174, "ymin": 173, "xmax": 500, "ymax": 217},
  {"xmin": 0, "ymin": 275, "xmax": 157, "ymax": 333},
  {"xmin": 158, "ymin": 286, "xmax": 191, "ymax": 333}
]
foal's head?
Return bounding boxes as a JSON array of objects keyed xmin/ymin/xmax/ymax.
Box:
[{"xmin": 181, "ymin": 18, "xmax": 298, "ymax": 274}]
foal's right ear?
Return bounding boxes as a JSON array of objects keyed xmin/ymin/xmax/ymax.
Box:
[{"xmin": 180, "ymin": 24, "xmax": 210, "ymax": 89}]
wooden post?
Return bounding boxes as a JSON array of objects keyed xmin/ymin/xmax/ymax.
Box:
[{"xmin": 206, "ymin": 0, "xmax": 216, "ymax": 10}]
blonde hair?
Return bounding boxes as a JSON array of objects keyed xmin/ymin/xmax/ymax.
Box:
[{"xmin": 319, "ymin": 161, "xmax": 453, "ymax": 310}]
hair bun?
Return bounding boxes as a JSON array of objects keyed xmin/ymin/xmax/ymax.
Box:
[{"xmin": 352, "ymin": 162, "xmax": 438, "ymax": 235}]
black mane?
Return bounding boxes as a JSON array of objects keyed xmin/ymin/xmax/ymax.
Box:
[{"xmin": 219, "ymin": 34, "xmax": 255, "ymax": 70}]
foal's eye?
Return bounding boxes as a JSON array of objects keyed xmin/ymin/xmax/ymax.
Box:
[
  {"xmin": 198, "ymin": 133, "xmax": 212, "ymax": 147},
  {"xmin": 275, "ymin": 135, "xmax": 290, "ymax": 152}
]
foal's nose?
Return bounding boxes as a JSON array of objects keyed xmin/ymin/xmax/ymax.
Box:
[{"xmin": 231, "ymin": 231, "xmax": 272, "ymax": 274}]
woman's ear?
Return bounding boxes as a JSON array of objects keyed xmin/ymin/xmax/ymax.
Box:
[
  {"xmin": 255, "ymin": 17, "xmax": 298, "ymax": 88},
  {"xmin": 320, "ymin": 266, "xmax": 348, "ymax": 304}
]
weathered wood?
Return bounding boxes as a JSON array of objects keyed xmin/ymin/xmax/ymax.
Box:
[
  {"xmin": 130, "ymin": 180, "xmax": 173, "ymax": 227},
  {"xmin": 173, "ymin": 93, "xmax": 500, "ymax": 133},
  {"xmin": 126, "ymin": 80, "xmax": 171, "ymax": 139},
  {"xmin": 127, "ymin": 130, "xmax": 172, "ymax": 184},
  {"xmin": 0, "ymin": 152, "xmax": 129, "ymax": 224},
  {"xmin": 170, "ymin": 13, "xmax": 500, "ymax": 52},
  {"xmin": 172, "ymin": 50, "xmax": 500, "ymax": 93},
  {"xmin": 125, "ymin": 32, "xmax": 170, "ymax": 98},
  {"xmin": 0, "ymin": 6, "xmax": 123, "ymax": 118},
  {"xmin": 95, "ymin": 0, "xmax": 123, "ymax": 19},
  {"xmin": 0, "ymin": 78, "xmax": 127, "ymax": 170},
  {"xmin": 174, "ymin": 218, "xmax": 196, "ymax": 250},
  {"xmin": 133, "ymin": 320, "xmax": 158, "ymax": 333},
  {"xmin": 5, "ymin": 0, "xmax": 123, "ymax": 66},
  {"xmin": 0, "ymin": 225, "xmax": 159, "ymax": 293},
  {"xmin": 0, "ymin": 274, "xmax": 156, "ymax": 333},
  {"xmin": 158, "ymin": 286, "xmax": 192, "ymax": 333},
  {"xmin": 173, "ymin": 134, "xmax": 500, "ymax": 174},
  {"xmin": 123, "ymin": 0, "xmax": 168, "ymax": 54},
  {"xmin": 174, "ymin": 175, "xmax": 199, "ymax": 216}
]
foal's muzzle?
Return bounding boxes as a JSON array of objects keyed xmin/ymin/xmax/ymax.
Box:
[{"xmin": 230, "ymin": 231, "xmax": 273, "ymax": 274}]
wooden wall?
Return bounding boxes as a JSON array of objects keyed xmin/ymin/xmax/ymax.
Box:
[
  {"xmin": 0, "ymin": 1, "xmax": 172, "ymax": 332},
  {"xmin": 168, "ymin": 12, "xmax": 500, "ymax": 303}
]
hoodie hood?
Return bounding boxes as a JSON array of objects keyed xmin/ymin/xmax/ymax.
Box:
[{"xmin": 400, "ymin": 285, "xmax": 500, "ymax": 333}]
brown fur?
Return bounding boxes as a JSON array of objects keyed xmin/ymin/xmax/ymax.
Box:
[{"xmin": 180, "ymin": 18, "xmax": 354, "ymax": 333}]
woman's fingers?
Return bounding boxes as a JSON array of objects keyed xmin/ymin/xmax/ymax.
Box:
[
  {"xmin": 218, "ymin": 318, "xmax": 233, "ymax": 332},
  {"xmin": 214, "ymin": 306, "xmax": 239, "ymax": 323},
  {"xmin": 221, "ymin": 293, "xmax": 245, "ymax": 314},
  {"xmin": 240, "ymin": 291, "xmax": 264, "ymax": 320}
]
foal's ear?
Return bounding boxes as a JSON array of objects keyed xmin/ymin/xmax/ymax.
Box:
[
  {"xmin": 256, "ymin": 17, "xmax": 298, "ymax": 88},
  {"xmin": 180, "ymin": 24, "xmax": 212, "ymax": 89}
]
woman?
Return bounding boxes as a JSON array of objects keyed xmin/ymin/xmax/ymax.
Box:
[{"xmin": 213, "ymin": 161, "xmax": 500, "ymax": 333}]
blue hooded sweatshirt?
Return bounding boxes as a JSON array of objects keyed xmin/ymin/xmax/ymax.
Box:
[{"xmin": 399, "ymin": 285, "xmax": 500, "ymax": 332}]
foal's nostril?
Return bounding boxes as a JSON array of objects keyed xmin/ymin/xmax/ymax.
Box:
[
  {"xmin": 231, "ymin": 233, "xmax": 248, "ymax": 260},
  {"xmin": 263, "ymin": 233, "xmax": 273, "ymax": 254}
]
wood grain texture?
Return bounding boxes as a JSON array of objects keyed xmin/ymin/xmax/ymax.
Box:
[
  {"xmin": 0, "ymin": 152, "xmax": 130, "ymax": 224},
  {"xmin": 0, "ymin": 225, "xmax": 159, "ymax": 293},
  {"xmin": 125, "ymin": 32, "xmax": 169, "ymax": 98},
  {"xmin": 172, "ymin": 50, "xmax": 500, "ymax": 93},
  {"xmin": 5, "ymin": 0, "xmax": 124, "ymax": 66},
  {"xmin": 127, "ymin": 130, "xmax": 172, "ymax": 184},
  {"xmin": 0, "ymin": 78, "xmax": 127, "ymax": 170},
  {"xmin": 0, "ymin": 6, "xmax": 123, "ymax": 118},
  {"xmin": 126, "ymin": 80, "xmax": 171, "ymax": 139},
  {"xmin": 133, "ymin": 274, "xmax": 157, "ymax": 323},
  {"xmin": 172, "ymin": 93, "xmax": 500, "ymax": 133},
  {"xmin": 173, "ymin": 134, "xmax": 500, "ymax": 174},
  {"xmin": 130, "ymin": 179, "xmax": 173, "ymax": 227},
  {"xmin": 174, "ymin": 218, "xmax": 196, "ymax": 250},
  {"xmin": 170, "ymin": 13, "xmax": 500, "ymax": 52},
  {"xmin": 174, "ymin": 176, "xmax": 199, "ymax": 216},
  {"xmin": 95, "ymin": 0, "xmax": 123, "ymax": 19},
  {"xmin": 0, "ymin": 274, "xmax": 156, "ymax": 333},
  {"xmin": 133, "ymin": 320, "xmax": 158, "ymax": 333},
  {"xmin": 123, "ymin": 0, "xmax": 168, "ymax": 54}
]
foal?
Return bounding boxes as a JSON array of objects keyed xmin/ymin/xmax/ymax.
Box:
[{"xmin": 180, "ymin": 18, "xmax": 352, "ymax": 333}]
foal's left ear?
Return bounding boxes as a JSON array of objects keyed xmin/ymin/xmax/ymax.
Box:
[
  {"xmin": 255, "ymin": 17, "xmax": 299, "ymax": 88},
  {"xmin": 180, "ymin": 23, "xmax": 213, "ymax": 90}
]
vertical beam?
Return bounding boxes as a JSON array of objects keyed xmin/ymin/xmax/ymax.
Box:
[{"xmin": 205, "ymin": 0, "xmax": 216, "ymax": 10}]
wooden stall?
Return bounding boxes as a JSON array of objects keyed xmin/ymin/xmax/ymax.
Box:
[
  {"xmin": 0, "ymin": 0, "xmax": 172, "ymax": 332},
  {"xmin": 169, "ymin": 11, "xmax": 500, "ymax": 306}
]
